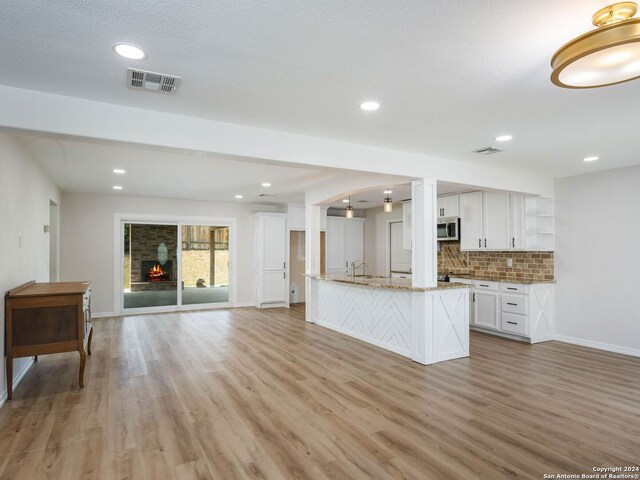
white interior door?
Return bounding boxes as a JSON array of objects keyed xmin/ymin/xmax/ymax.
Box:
[
  {"xmin": 390, "ymin": 222, "xmax": 411, "ymax": 273},
  {"xmin": 261, "ymin": 215, "xmax": 287, "ymax": 271}
]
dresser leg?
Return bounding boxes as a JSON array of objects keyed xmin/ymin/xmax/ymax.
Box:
[
  {"xmin": 79, "ymin": 348, "xmax": 86, "ymax": 389},
  {"xmin": 87, "ymin": 326, "xmax": 93, "ymax": 356},
  {"xmin": 6, "ymin": 357, "xmax": 12, "ymax": 401}
]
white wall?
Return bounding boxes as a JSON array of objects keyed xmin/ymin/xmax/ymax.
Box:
[
  {"xmin": 554, "ymin": 165, "xmax": 640, "ymax": 356},
  {"xmin": 364, "ymin": 204, "xmax": 404, "ymax": 277},
  {"xmin": 0, "ymin": 132, "xmax": 60, "ymax": 401},
  {"xmin": 60, "ymin": 192, "xmax": 277, "ymax": 315}
]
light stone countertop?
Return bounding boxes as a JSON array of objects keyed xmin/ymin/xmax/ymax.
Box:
[
  {"xmin": 306, "ymin": 274, "xmax": 469, "ymax": 292},
  {"xmin": 443, "ymin": 273, "xmax": 556, "ymax": 284}
]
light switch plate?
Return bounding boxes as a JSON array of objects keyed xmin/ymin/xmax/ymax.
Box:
[{"xmin": 507, "ymin": 258, "xmax": 513, "ymax": 267}]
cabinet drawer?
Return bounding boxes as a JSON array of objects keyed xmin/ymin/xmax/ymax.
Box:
[
  {"xmin": 502, "ymin": 283, "xmax": 528, "ymax": 294},
  {"xmin": 473, "ymin": 281, "xmax": 500, "ymax": 291},
  {"xmin": 501, "ymin": 294, "xmax": 528, "ymax": 315},
  {"xmin": 502, "ymin": 313, "xmax": 528, "ymax": 335}
]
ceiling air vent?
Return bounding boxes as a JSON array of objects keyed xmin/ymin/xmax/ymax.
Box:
[
  {"xmin": 356, "ymin": 200, "xmax": 370, "ymax": 203},
  {"xmin": 126, "ymin": 68, "xmax": 181, "ymax": 94},
  {"xmin": 258, "ymin": 193, "xmax": 277, "ymax": 198},
  {"xmin": 473, "ymin": 146, "xmax": 503, "ymax": 155}
]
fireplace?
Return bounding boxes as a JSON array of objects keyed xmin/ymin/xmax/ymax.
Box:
[{"xmin": 141, "ymin": 261, "xmax": 172, "ymax": 282}]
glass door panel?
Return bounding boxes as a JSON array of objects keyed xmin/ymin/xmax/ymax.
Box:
[
  {"xmin": 123, "ymin": 222, "xmax": 178, "ymax": 309},
  {"xmin": 181, "ymin": 225, "xmax": 229, "ymax": 305}
]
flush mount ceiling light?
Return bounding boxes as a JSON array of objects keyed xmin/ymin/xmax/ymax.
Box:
[
  {"xmin": 342, "ymin": 199, "xmax": 349, "ymax": 203},
  {"xmin": 494, "ymin": 135, "xmax": 513, "ymax": 142},
  {"xmin": 383, "ymin": 189, "xmax": 392, "ymax": 194},
  {"xmin": 234, "ymin": 194, "xmax": 243, "ymax": 199},
  {"xmin": 113, "ymin": 185, "xmax": 123, "ymax": 190},
  {"xmin": 551, "ymin": 2, "xmax": 640, "ymax": 88},
  {"xmin": 383, "ymin": 190, "xmax": 393, "ymax": 213},
  {"xmin": 261, "ymin": 182, "xmax": 271, "ymax": 187},
  {"xmin": 113, "ymin": 169, "xmax": 126, "ymax": 174},
  {"xmin": 360, "ymin": 101, "xmax": 380, "ymax": 111},
  {"xmin": 345, "ymin": 196, "xmax": 354, "ymax": 219},
  {"xmin": 113, "ymin": 43, "xmax": 146, "ymax": 60},
  {"xmin": 583, "ymin": 156, "xmax": 600, "ymax": 161}
]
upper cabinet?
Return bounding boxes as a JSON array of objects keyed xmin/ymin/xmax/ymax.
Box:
[
  {"xmin": 460, "ymin": 191, "xmax": 554, "ymax": 251},
  {"xmin": 326, "ymin": 216, "xmax": 365, "ymax": 273},
  {"xmin": 437, "ymin": 195, "xmax": 459, "ymax": 218},
  {"xmin": 286, "ymin": 204, "xmax": 328, "ymax": 231}
]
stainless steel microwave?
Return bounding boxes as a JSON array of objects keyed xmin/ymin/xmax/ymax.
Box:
[{"xmin": 437, "ymin": 217, "xmax": 459, "ymax": 241}]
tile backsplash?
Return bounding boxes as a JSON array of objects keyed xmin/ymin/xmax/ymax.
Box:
[{"xmin": 438, "ymin": 242, "xmax": 554, "ymax": 281}]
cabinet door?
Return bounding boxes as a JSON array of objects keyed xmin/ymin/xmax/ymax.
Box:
[
  {"xmin": 260, "ymin": 271, "xmax": 287, "ymax": 303},
  {"xmin": 473, "ymin": 290, "xmax": 499, "ymax": 330},
  {"xmin": 483, "ymin": 191, "xmax": 510, "ymax": 250},
  {"xmin": 460, "ymin": 192, "xmax": 483, "ymax": 251},
  {"xmin": 326, "ymin": 217, "xmax": 347, "ymax": 270},
  {"xmin": 402, "ymin": 201, "xmax": 412, "ymax": 249},
  {"xmin": 345, "ymin": 219, "xmax": 364, "ymax": 265},
  {"xmin": 509, "ymin": 194, "xmax": 525, "ymax": 250},
  {"xmin": 261, "ymin": 215, "xmax": 287, "ymax": 271},
  {"xmin": 437, "ymin": 197, "xmax": 445, "ymax": 218},
  {"xmin": 289, "ymin": 206, "xmax": 306, "ymax": 231},
  {"xmin": 442, "ymin": 195, "xmax": 459, "ymax": 217}
]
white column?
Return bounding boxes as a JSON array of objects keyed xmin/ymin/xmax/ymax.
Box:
[
  {"xmin": 305, "ymin": 205, "xmax": 321, "ymax": 323},
  {"xmin": 411, "ymin": 179, "xmax": 437, "ymax": 288}
]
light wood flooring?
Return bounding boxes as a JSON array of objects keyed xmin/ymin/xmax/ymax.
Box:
[{"xmin": 0, "ymin": 304, "xmax": 638, "ymax": 479}]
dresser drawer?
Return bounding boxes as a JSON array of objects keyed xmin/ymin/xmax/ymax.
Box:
[
  {"xmin": 501, "ymin": 294, "xmax": 527, "ymax": 315},
  {"xmin": 502, "ymin": 283, "xmax": 528, "ymax": 294},
  {"xmin": 502, "ymin": 313, "xmax": 528, "ymax": 335}
]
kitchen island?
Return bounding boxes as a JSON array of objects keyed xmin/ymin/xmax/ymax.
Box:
[{"xmin": 305, "ymin": 274, "xmax": 470, "ymax": 365}]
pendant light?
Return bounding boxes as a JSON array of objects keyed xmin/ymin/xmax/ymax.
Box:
[
  {"xmin": 383, "ymin": 189, "xmax": 393, "ymax": 213},
  {"xmin": 345, "ymin": 196, "xmax": 354, "ymax": 219},
  {"xmin": 551, "ymin": 2, "xmax": 640, "ymax": 88}
]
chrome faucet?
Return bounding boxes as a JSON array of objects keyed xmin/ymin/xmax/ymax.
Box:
[{"xmin": 351, "ymin": 261, "xmax": 366, "ymax": 279}]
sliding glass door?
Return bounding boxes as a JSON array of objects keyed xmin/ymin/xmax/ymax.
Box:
[
  {"xmin": 120, "ymin": 218, "xmax": 233, "ymax": 314},
  {"xmin": 123, "ymin": 222, "xmax": 178, "ymax": 310},
  {"xmin": 181, "ymin": 225, "xmax": 229, "ymax": 305}
]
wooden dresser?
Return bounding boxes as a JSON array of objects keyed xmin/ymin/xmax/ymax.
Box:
[{"xmin": 4, "ymin": 281, "xmax": 93, "ymax": 400}]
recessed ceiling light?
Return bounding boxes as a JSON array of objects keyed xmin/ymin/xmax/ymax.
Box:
[
  {"xmin": 495, "ymin": 135, "xmax": 513, "ymax": 142},
  {"xmin": 583, "ymin": 156, "xmax": 599, "ymax": 162},
  {"xmin": 360, "ymin": 101, "xmax": 380, "ymax": 111},
  {"xmin": 113, "ymin": 43, "xmax": 146, "ymax": 60},
  {"xmin": 261, "ymin": 182, "xmax": 271, "ymax": 187},
  {"xmin": 113, "ymin": 169, "xmax": 126, "ymax": 174},
  {"xmin": 342, "ymin": 199, "xmax": 350, "ymax": 203},
  {"xmin": 234, "ymin": 194, "xmax": 243, "ymax": 199},
  {"xmin": 383, "ymin": 189, "xmax": 392, "ymax": 194},
  {"xmin": 113, "ymin": 185, "xmax": 123, "ymax": 190}
]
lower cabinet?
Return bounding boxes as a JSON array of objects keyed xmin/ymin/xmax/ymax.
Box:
[
  {"xmin": 473, "ymin": 289, "xmax": 499, "ymax": 330},
  {"xmin": 451, "ymin": 278, "xmax": 554, "ymax": 343}
]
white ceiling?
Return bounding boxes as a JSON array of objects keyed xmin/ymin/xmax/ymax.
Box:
[
  {"xmin": 16, "ymin": 133, "xmax": 344, "ymax": 204},
  {"xmin": 2, "ymin": 1, "xmax": 639, "ymax": 178}
]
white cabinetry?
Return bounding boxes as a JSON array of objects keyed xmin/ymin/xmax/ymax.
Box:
[
  {"xmin": 471, "ymin": 282, "xmax": 500, "ymax": 330},
  {"xmin": 402, "ymin": 200, "xmax": 412, "ymax": 249},
  {"xmin": 509, "ymin": 194, "xmax": 525, "ymax": 250},
  {"xmin": 255, "ymin": 213, "xmax": 288, "ymax": 308},
  {"xmin": 326, "ymin": 217, "xmax": 365, "ymax": 274},
  {"xmin": 459, "ymin": 191, "xmax": 483, "ymax": 250},
  {"xmin": 437, "ymin": 195, "xmax": 459, "ymax": 218},
  {"xmin": 285, "ymin": 204, "xmax": 328, "ymax": 232},
  {"xmin": 451, "ymin": 278, "xmax": 554, "ymax": 343},
  {"xmin": 524, "ymin": 196, "xmax": 554, "ymax": 251},
  {"xmin": 483, "ymin": 192, "xmax": 510, "ymax": 250}
]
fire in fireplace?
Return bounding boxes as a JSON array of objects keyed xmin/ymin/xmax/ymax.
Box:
[{"xmin": 141, "ymin": 260, "xmax": 172, "ymax": 282}]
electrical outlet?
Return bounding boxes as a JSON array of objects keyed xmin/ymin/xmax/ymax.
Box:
[{"xmin": 507, "ymin": 258, "xmax": 513, "ymax": 267}]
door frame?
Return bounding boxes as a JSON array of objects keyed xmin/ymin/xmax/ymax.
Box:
[{"xmin": 113, "ymin": 213, "xmax": 238, "ymax": 316}]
